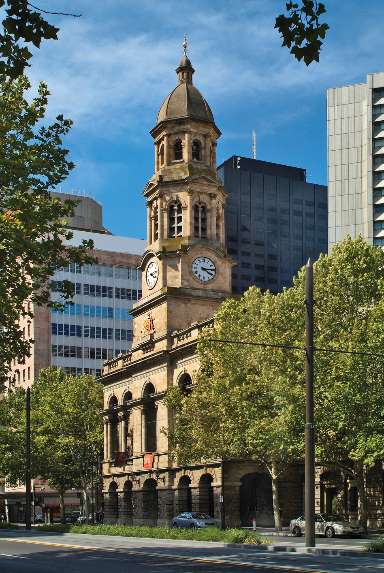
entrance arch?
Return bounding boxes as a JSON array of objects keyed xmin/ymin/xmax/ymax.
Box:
[
  {"xmin": 240, "ymin": 473, "xmax": 273, "ymax": 527},
  {"xmin": 104, "ymin": 481, "xmax": 118, "ymax": 524},
  {"xmin": 142, "ymin": 478, "xmax": 158, "ymax": 526},
  {"xmin": 177, "ymin": 475, "xmax": 192, "ymax": 513},
  {"xmin": 120, "ymin": 480, "xmax": 133, "ymax": 525},
  {"xmin": 199, "ymin": 474, "xmax": 214, "ymax": 517}
]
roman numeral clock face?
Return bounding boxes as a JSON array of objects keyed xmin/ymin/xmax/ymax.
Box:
[
  {"xmin": 191, "ymin": 256, "xmax": 216, "ymax": 283},
  {"xmin": 146, "ymin": 260, "xmax": 159, "ymax": 289}
]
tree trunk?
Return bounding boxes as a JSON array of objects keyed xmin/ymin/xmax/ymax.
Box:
[
  {"xmin": 59, "ymin": 490, "xmax": 65, "ymax": 524},
  {"xmin": 355, "ymin": 463, "xmax": 368, "ymax": 532},
  {"xmin": 271, "ymin": 462, "xmax": 282, "ymax": 531},
  {"xmin": 82, "ymin": 488, "xmax": 89, "ymax": 524}
]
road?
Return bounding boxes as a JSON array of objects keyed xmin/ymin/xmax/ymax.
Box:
[{"xmin": 0, "ymin": 533, "xmax": 384, "ymax": 573}]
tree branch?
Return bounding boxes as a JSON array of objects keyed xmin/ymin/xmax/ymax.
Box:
[{"xmin": 27, "ymin": 3, "xmax": 82, "ymax": 17}]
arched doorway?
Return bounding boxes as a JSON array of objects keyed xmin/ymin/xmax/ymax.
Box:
[
  {"xmin": 199, "ymin": 474, "xmax": 214, "ymax": 517},
  {"xmin": 177, "ymin": 475, "xmax": 192, "ymax": 513},
  {"xmin": 142, "ymin": 478, "xmax": 158, "ymax": 526},
  {"xmin": 119, "ymin": 480, "xmax": 133, "ymax": 525},
  {"xmin": 240, "ymin": 473, "xmax": 273, "ymax": 527},
  {"xmin": 104, "ymin": 481, "xmax": 118, "ymax": 524}
]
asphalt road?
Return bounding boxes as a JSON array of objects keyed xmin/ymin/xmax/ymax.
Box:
[
  {"xmin": 0, "ymin": 539, "xmax": 319, "ymax": 573},
  {"xmin": 1, "ymin": 535, "xmax": 384, "ymax": 573}
]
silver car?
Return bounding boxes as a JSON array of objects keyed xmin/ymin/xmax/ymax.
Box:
[
  {"xmin": 172, "ymin": 512, "xmax": 216, "ymax": 528},
  {"xmin": 290, "ymin": 513, "xmax": 364, "ymax": 538}
]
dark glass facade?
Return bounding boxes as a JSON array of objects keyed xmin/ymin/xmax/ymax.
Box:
[{"xmin": 218, "ymin": 156, "xmax": 328, "ymax": 294}]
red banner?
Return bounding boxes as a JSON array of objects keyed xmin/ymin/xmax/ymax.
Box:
[{"xmin": 143, "ymin": 453, "xmax": 154, "ymax": 469}]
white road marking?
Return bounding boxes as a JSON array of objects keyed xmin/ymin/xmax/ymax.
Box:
[{"xmin": 0, "ymin": 553, "xmax": 27, "ymax": 559}]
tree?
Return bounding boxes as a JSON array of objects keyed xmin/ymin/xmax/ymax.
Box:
[
  {"xmin": 168, "ymin": 237, "xmax": 384, "ymax": 530},
  {"xmin": 0, "ymin": 76, "xmax": 94, "ymax": 381},
  {"xmin": 0, "ymin": 368, "xmax": 103, "ymax": 522},
  {"xmin": 302, "ymin": 237, "xmax": 384, "ymax": 530},
  {"xmin": 167, "ymin": 287, "xmax": 305, "ymax": 529}
]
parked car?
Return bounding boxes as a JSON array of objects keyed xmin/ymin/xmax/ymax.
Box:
[
  {"xmin": 290, "ymin": 513, "xmax": 364, "ymax": 538},
  {"xmin": 172, "ymin": 512, "xmax": 216, "ymax": 528}
]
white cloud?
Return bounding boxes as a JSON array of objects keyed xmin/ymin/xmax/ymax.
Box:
[{"xmin": 27, "ymin": 0, "xmax": 384, "ymax": 139}]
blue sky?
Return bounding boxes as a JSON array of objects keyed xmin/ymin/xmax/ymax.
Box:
[{"xmin": 28, "ymin": 0, "xmax": 384, "ymax": 239}]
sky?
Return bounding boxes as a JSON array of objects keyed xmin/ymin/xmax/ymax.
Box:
[{"xmin": 25, "ymin": 0, "xmax": 384, "ymax": 239}]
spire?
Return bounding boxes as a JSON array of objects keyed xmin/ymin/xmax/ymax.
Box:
[{"xmin": 176, "ymin": 35, "xmax": 194, "ymax": 84}]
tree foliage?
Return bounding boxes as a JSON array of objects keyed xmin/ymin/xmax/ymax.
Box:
[
  {"xmin": 0, "ymin": 76, "xmax": 94, "ymax": 380},
  {"xmin": 168, "ymin": 237, "xmax": 384, "ymax": 529},
  {"xmin": 0, "ymin": 368, "xmax": 103, "ymax": 519},
  {"xmin": 275, "ymin": 1, "xmax": 329, "ymax": 65}
]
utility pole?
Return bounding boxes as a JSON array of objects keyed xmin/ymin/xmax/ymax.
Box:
[
  {"xmin": 25, "ymin": 387, "xmax": 31, "ymax": 530},
  {"xmin": 305, "ymin": 259, "xmax": 315, "ymax": 547}
]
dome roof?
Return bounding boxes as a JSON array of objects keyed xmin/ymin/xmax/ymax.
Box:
[
  {"xmin": 157, "ymin": 82, "xmax": 215, "ymax": 125},
  {"xmin": 155, "ymin": 49, "xmax": 215, "ymax": 127}
]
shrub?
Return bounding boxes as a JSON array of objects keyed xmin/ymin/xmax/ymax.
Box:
[
  {"xmin": 37, "ymin": 523, "xmax": 267, "ymax": 544},
  {"xmin": 366, "ymin": 538, "xmax": 384, "ymax": 553}
]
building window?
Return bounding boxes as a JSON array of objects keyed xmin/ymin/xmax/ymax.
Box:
[
  {"xmin": 158, "ymin": 143, "xmax": 164, "ymax": 166},
  {"xmin": 143, "ymin": 383, "xmax": 157, "ymax": 452},
  {"xmin": 174, "ymin": 139, "xmax": 183, "ymax": 161},
  {"xmin": 168, "ymin": 202, "xmax": 183, "ymax": 237},
  {"xmin": 194, "ymin": 203, "xmax": 207, "ymax": 238},
  {"xmin": 192, "ymin": 139, "xmax": 202, "ymax": 161},
  {"xmin": 153, "ymin": 204, "xmax": 159, "ymax": 240}
]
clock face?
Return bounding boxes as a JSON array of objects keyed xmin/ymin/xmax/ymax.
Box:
[
  {"xmin": 146, "ymin": 260, "xmax": 159, "ymax": 289},
  {"xmin": 192, "ymin": 256, "xmax": 216, "ymax": 283}
]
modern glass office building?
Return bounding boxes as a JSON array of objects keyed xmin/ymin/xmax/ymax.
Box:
[
  {"xmin": 327, "ymin": 72, "xmax": 384, "ymax": 249},
  {"xmin": 9, "ymin": 195, "xmax": 146, "ymax": 388},
  {"xmin": 218, "ymin": 156, "xmax": 328, "ymax": 294}
]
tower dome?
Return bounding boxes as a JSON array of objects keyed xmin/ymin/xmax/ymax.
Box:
[{"xmin": 156, "ymin": 45, "xmax": 215, "ymax": 126}]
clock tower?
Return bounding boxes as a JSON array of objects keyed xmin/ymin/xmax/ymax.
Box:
[
  {"xmin": 101, "ymin": 43, "xmax": 235, "ymax": 528},
  {"xmin": 132, "ymin": 44, "xmax": 232, "ymax": 344}
]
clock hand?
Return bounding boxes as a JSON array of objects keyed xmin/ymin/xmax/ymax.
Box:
[{"xmin": 201, "ymin": 267, "xmax": 214, "ymax": 273}]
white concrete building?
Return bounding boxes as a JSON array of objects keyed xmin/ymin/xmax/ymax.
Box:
[{"xmin": 327, "ymin": 72, "xmax": 384, "ymax": 248}]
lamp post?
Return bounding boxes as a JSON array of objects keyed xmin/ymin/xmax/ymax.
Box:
[{"xmin": 304, "ymin": 259, "xmax": 315, "ymax": 547}]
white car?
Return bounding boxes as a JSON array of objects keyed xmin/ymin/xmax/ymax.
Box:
[{"xmin": 290, "ymin": 513, "xmax": 364, "ymax": 538}]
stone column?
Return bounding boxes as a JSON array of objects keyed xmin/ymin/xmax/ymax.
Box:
[
  {"xmin": 184, "ymin": 131, "xmax": 190, "ymax": 162},
  {"xmin": 158, "ymin": 198, "xmax": 164, "ymax": 240},
  {"xmin": 224, "ymin": 483, "xmax": 241, "ymax": 528},
  {"xmin": 147, "ymin": 204, "xmax": 152, "ymax": 245},
  {"xmin": 157, "ymin": 487, "xmax": 175, "ymax": 526},
  {"xmin": 118, "ymin": 413, "xmax": 126, "ymax": 453},
  {"xmin": 103, "ymin": 419, "xmax": 109, "ymax": 460},
  {"xmin": 164, "ymin": 134, "xmax": 169, "ymax": 165}
]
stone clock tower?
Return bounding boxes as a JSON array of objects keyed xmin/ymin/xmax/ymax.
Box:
[
  {"xmin": 101, "ymin": 45, "xmax": 242, "ymax": 529},
  {"xmin": 132, "ymin": 47, "xmax": 232, "ymax": 343}
]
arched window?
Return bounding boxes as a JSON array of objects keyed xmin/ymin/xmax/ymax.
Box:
[
  {"xmin": 143, "ymin": 383, "xmax": 157, "ymax": 452},
  {"xmin": 123, "ymin": 391, "xmax": 133, "ymax": 455},
  {"xmin": 168, "ymin": 202, "xmax": 183, "ymax": 237},
  {"xmin": 194, "ymin": 203, "xmax": 207, "ymax": 238},
  {"xmin": 178, "ymin": 373, "xmax": 193, "ymax": 396},
  {"xmin": 153, "ymin": 205, "xmax": 159, "ymax": 241},
  {"xmin": 174, "ymin": 139, "xmax": 183, "ymax": 161},
  {"xmin": 192, "ymin": 139, "xmax": 202, "ymax": 161},
  {"xmin": 158, "ymin": 143, "xmax": 164, "ymax": 167},
  {"xmin": 108, "ymin": 396, "xmax": 119, "ymax": 458}
]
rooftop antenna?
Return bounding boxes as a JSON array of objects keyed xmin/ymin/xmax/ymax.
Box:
[{"xmin": 252, "ymin": 130, "xmax": 257, "ymax": 160}]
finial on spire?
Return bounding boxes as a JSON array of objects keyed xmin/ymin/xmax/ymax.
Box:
[{"xmin": 182, "ymin": 34, "xmax": 188, "ymax": 57}]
